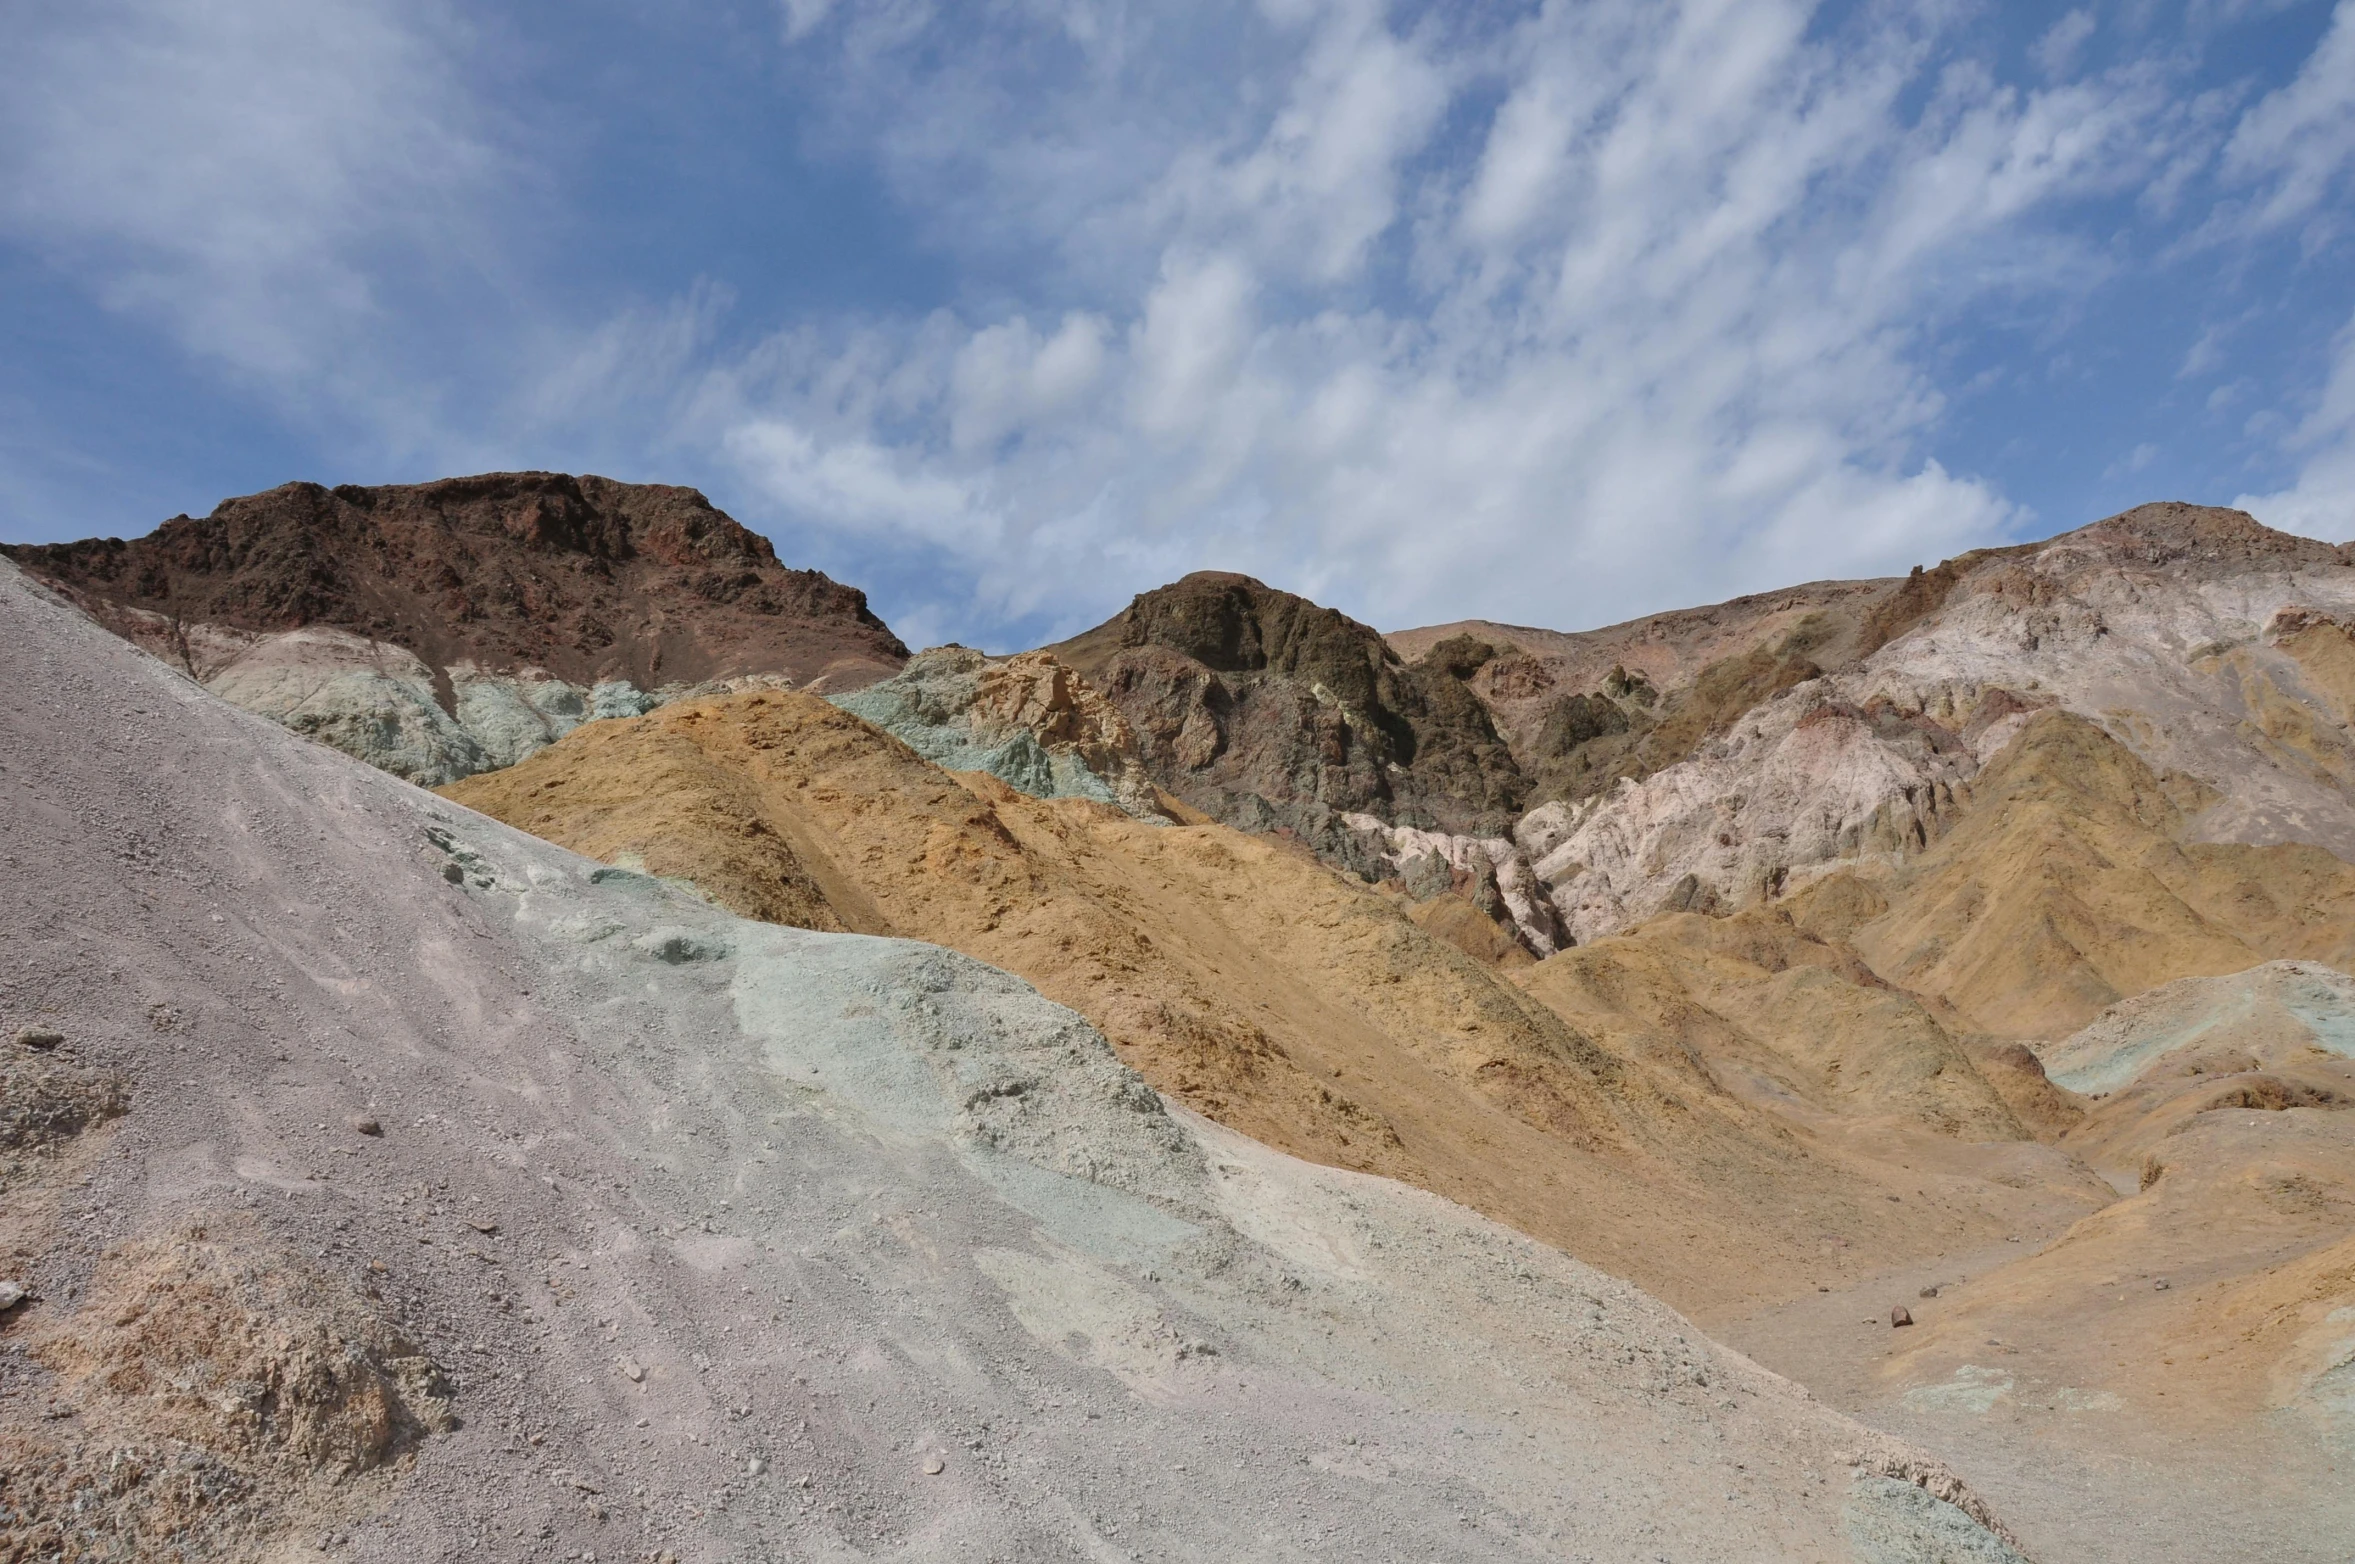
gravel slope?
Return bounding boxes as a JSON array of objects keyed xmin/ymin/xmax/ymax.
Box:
[{"xmin": 0, "ymin": 564, "xmax": 2029, "ymax": 1561}]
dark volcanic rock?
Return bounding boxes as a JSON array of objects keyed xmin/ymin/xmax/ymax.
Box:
[
  {"xmin": 2, "ymin": 471, "xmax": 907, "ymax": 691},
  {"xmin": 1053, "ymin": 572, "xmax": 1526, "ymax": 867}
]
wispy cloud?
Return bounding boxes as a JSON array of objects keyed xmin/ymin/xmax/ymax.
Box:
[
  {"xmin": 0, "ymin": 0, "xmax": 501, "ymax": 392},
  {"xmin": 674, "ymin": 0, "xmax": 2186, "ymax": 641},
  {"xmin": 4, "ymin": 0, "xmax": 2351, "ymax": 641}
]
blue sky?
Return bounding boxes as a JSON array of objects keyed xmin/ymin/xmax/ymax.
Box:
[{"xmin": 4, "ymin": 1, "xmax": 2353, "ymax": 651}]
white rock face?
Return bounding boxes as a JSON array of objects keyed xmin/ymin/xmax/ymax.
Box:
[
  {"xmin": 1, "ymin": 556, "xmax": 2026, "ymax": 1562},
  {"xmin": 202, "ymin": 625, "xmax": 491, "ymax": 784},
  {"xmin": 56, "ymin": 604, "xmax": 792, "ymax": 785},
  {"xmin": 1523, "ymin": 522, "xmax": 2355, "ymax": 943},
  {"xmin": 1531, "ymin": 686, "xmax": 1985, "ymax": 945},
  {"xmin": 1342, "ymin": 814, "xmax": 1567, "ymax": 955}
]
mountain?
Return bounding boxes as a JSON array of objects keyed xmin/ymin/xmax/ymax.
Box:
[
  {"xmin": 0, "ymin": 472, "xmax": 907, "ymax": 784},
  {"xmin": 1390, "ymin": 503, "xmax": 2355, "ymax": 958},
  {"xmin": 17, "ymin": 484, "xmax": 2355, "ymax": 1558},
  {"xmin": 0, "ymin": 555, "xmax": 2037, "ymax": 1564},
  {"xmin": 1050, "ymin": 571, "xmax": 1534, "ymax": 877}
]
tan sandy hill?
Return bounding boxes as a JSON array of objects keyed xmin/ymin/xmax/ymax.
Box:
[
  {"xmin": 1, "ymin": 471, "xmax": 908, "ymax": 785},
  {"xmin": 1861, "ymin": 961, "xmax": 2355, "ymax": 1468},
  {"xmin": 439, "ymin": 684, "xmax": 2083, "ymax": 1320},
  {"xmin": 10, "ymin": 559, "xmax": 2050, "ymax": 1564}
]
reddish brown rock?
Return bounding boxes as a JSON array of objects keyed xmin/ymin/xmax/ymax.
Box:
[{"xmin": 2, "ymin": 471, "xmax": 906, "ymax": 693}]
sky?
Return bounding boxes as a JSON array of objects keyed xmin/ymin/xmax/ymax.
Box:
[{"xmin": 3, "ymin": 1, "xmax": 2353, "ymax": 651}]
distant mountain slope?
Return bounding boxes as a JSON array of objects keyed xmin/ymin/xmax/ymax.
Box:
[
  {"xmin": 2, "ymin": 472, "xmax": 907, "ymax": 783},
  {"xmin": 1382, "ymin": 504, "xmax": 2355, "ymax": 952}
]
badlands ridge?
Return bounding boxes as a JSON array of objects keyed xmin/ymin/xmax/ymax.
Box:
[{"xmin": 4, "ymin": 477, "xmax": 2354, "ymax": 1561}]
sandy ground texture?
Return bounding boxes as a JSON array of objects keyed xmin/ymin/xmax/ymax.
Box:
[
  {"xmin": 1718, "ymin": 960, "xmax": 2355, "ymax": 1563},
  {"xmin": 0, "ymin": 561, "xmax": 2038, "ymax": 1561},
  {"xmin": 439, "ymin": 690, "xmax": 2089, "ymax": 1323}
]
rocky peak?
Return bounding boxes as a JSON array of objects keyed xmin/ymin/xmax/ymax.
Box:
[
  {"xmin": 5, "ymin": 471, "xmax": 910, "ymax": 787},
  {"xmin": 3, "ymin": 471, "xmax": 903, "ymax": 691},
  {"xmin": 1056, "ymin": 573, "xmax": 1526, "ymax": 867},
  {"xmin": 2055, "ymin": 501, "xmax": 2352, "ymax": 572}
]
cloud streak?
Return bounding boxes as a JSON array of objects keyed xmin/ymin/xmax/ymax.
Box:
[
  {"xmin": 680, "ymin": 0, "xmax": 2195, "ymax": 641},
  {"xmin": 4, "ymin": 0, "xmax": 2352, "ymax": 642}
]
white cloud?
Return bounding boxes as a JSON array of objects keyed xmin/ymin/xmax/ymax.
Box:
[
  {"xmin": 2224, "ymin": 0, "xmax": 2355, "ymax": 232},
  {"xmin": 2236, "ymin": 308, "xmax": 2355, "ymax": 543},
  {"xmin": 780, "ymin": 0, "xmax": 839, "ymax": 42},
  {"xmin": 2032, "ymin": 10, "xmax": 2097, "ymax": 80},
  {"xmin": 690, "ymin": 0, "xmax": 2198, "ymax": 643},
  {"xmin": 0, "ymin": 0, "xmax": 499, "ymax": 390},
  {"xmin": 11, "ymin": 0, "xmax": 2350, "ymax": 646}
]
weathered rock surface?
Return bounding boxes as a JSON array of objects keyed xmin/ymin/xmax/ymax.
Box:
[
  {"xmin": 1866, "ymin": 960, "xmax": 2355, "ymax": 1467},
  {"xmin": 1, "ymin": 556, "xmax": 2027, "ymax": 1562},
  {"xmin": 1052, "ymin": 571, "xmax": 1527, "ymax": 867},
  {"xmin": 445, "ymin": 688, "xmax": 2027, "ymax": 1320},
  {"xmin": 830, "ymin": 644, "xmax": 1170, "ymax": 819},
  {"xmin": 2, "ymin": 471, "xmax": 906, "ymax": 784},
  {"xmin": 1388, "ymin": 505, "xmax": 2355, "ymax": 951}
]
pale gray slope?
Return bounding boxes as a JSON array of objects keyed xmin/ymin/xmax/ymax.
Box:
[{"xmin": 0, "ymin": 558, "xmax": 2021, "ymax": 1563}]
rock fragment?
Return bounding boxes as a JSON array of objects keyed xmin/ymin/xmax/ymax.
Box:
[
  {"xmin": 922, "ymin": 1455, "xmax": 945, "ymax": 1475},
  {"xmin": 1890, "ymin": 1305, "xmax": 1914, "ymax": 1328},
  {"xmin": 13, "ymin": 1027, "xmax": 63, "ymax": 1050},
  {"xmin": 0, "ymin": 1279, "xmax": 26, "ymax": 1309},
  {"xmin": 349, "ymin": 1114, "xmax": 382, "ymax": 1136}
]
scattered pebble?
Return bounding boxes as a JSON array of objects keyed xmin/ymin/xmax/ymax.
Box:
[
  {"xmin": 1919, "ymin": 1285, "xmax": 1939, "ymax": 1299},
  {"xmin": 0, "ymin": 1279, "xmax": 26, "ymax": 1310},
  {"xmin": 619, "ymin": 1358, "xmax": 645, "ymax": 1383},
  {"xmin": 349, "ymin": 1115, "xmax": 382, "ymax": 1137},
  {"xmin": 2154, "ymin": 1278, "xmax": 2170, "ymax": 1291},
  {"xmin": 13, "ymin": 1027, "xmax": 63, "ymax": 1050},
  {"xmin": 1890, "ymin": 1306, "xmax": 1913, "ymax": 1328},
  {"xmin": 922, "ymin": 1455, "xmax": 945, "ymax": 1475}
]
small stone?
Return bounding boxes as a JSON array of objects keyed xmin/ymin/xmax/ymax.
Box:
[
  {"xmin": 921, "ymin": 1455, "xmax": 945, "ymax": 1476},
  {"xmin": 0, "ymin": 1280, "xmax": 27, "ymax": 1310},
  {"xmin": 1919, "ymin": 1285, "xmax": 1939, "ymax": 1299},
  {"xmin": 13, "ymin": 1027, "xmax": 63, "ymax": 1051},
  {"xmin": 442, "ymin": 862, "xmax": 466, "ymax": 885},
  {"xmin": 619, "ymin": 1358, "xmax": 644, "ymax": 1383},
  {"xmin": 1890, "ymin": 1305, "xmax": 1913, "ymax": 1328},
  {"xmin": 747, "ymin": 1456, "xmax": 766, "ymax": 1476},
  {"xmin": 350, "ymin": 1115, "xmax": 382, "ymax": 1137},
  {"xmin": 2153, "ymin": 1278, "xmax": 2170, "ymax": 1291},
  {"xmin": 467, "ymin": 1219, "xmax": 498, "ymax": 1233}
]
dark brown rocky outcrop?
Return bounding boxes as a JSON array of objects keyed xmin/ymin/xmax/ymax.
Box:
[
  {"xmin": 2, "ymin": 471, "xmax": 907, "ymax": 690},
  {"xmin": 1052, "ymin": 572, "xmax": 1526, "ymax": 869}
]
